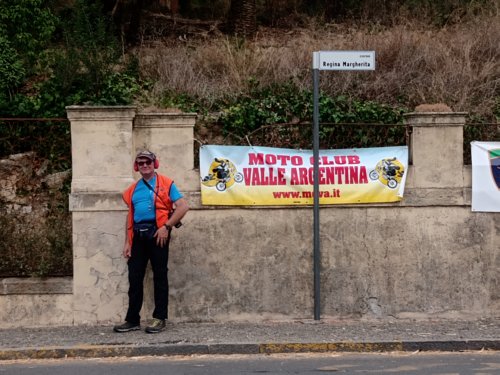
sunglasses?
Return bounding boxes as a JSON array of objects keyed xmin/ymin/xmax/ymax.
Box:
[{"xmin": 137, "ymin": 160, "xmax": 152, "ymax": 166}]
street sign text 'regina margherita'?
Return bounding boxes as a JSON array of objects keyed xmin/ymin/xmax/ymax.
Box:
[{"xmin": 314, "ymin": 51, "xmax": 376, "ymax": 71}]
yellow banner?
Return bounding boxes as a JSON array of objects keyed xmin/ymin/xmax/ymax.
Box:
[{"xmin": 200, "ymin": 145, "xmax": 408, "ymax": 206}]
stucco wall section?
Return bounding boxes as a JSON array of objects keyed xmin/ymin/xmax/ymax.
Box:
[
  {"xmin": 6, "ymin": 107, "xmax": 480, "ymax": 327},
  {"xmin": 72, "ymin": 211, "xmax": 130, "ymax": 324},
  {"xmin": 134, "ymin": 113, "xmax": 198, "ymax": 192},
  {"xmin": 406, "ymin": 112, "xmax": 466, "ymax": 188},
  {"xmin": 168, "ymin": 208, "xmax": 314, "ymax": 321},
  {"xmin": 0, "ymin": 294, "xmax": 74, "ymax": 328},
  {"xmin": 0, "ymin": 278, "xmax": 73, "ymax": 328},
  {"xmin": 67, "ymin": 106, "xmax": 136, "ymax": 193},
  {"xmin": 319, "ymin": 206, "xmax": 498, "ymax": 318},
  {"xmin": 164, "ymin": 206, "xmax": 498, "ymax": 321}
]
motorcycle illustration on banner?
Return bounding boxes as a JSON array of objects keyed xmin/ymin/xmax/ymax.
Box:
[
  {"xmin": 201, "ymin": 157, "xmax": 244, "ymax": 192},
  {"xmin": 369, "ymin": 157, "xmax": 405, "ymax": 189}
]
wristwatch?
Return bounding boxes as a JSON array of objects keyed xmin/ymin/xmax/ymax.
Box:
[{"xmin": 164, "ymin": 224, "xmax": 172, "ymax": 231}]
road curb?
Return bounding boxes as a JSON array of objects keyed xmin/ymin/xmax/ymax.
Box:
[
  {"xmin": 259, "ymin": 340, "xmax": 500, "ymax": 354},
  {"xmin": 0, "ymin": 344, "xmax": 261, "ymax": 361},
  {"xmin": 1, "ymin": 341, "xmax": 500, "ymax": 360}
]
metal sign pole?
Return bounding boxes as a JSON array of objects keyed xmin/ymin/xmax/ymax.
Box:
[
  {"xmin": 312, "ymin": 52, "xmax": 321, "ymax": 321},
  {"xmin": 311, "ymin": 50, "xmax": 375, "ymax": 321}
]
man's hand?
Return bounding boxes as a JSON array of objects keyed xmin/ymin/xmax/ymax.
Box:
[
  {"xmin": 154, "ymin": 225, "xmax": 170, "ymax": 247},
  {"xmin": 123, "ymin": 242, "xmax": 132, "ymax": 258}
]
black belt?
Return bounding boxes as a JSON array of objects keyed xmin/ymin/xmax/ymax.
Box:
[{"xmin": 133, "ymin": 222, "xmax": 156, "ymax": 239}]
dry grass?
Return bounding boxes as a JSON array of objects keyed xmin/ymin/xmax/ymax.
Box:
[{"xmin": 135, "ymin": 13, "xmax": 499, "ymax": 119}]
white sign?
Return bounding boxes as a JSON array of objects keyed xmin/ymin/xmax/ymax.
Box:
[
  {"xmin": 471, "ymin": 141, "xmax": 500, "ymax": 212},
  {"xmin": 314, "ymin": 51, "xmax": 376, "ymax": 71}
]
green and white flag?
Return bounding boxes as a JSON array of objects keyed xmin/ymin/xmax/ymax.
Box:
[{"xmin": 471, "ymin": 141, "xmax": 500, "ymax": 212}]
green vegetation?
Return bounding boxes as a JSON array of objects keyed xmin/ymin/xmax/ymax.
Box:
[
  {"xmin": 0, "ymin": 0, "xmax": 56, "ymax": 109},
  {"xmin": 219, "ymin": 83, "xmax": 406, "ymax": 135},
  {"xmin": 0, "ymin": 0, "xmax": 143, "ymax": 118},
  {"xmin": 1, "ymin": 0, "xmax": 498, "ymax": 121},
  {"xmin": 0, "ymin": 0, "xmax": 498, "ymax": 277}
]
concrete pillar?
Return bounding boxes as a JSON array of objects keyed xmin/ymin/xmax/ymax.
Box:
[
  {"xmin": 68, "ymin": 107, "xmax": 198, "ymax": 324},
  {"xmin": 67, "ymin": 106, "xmax": 137, "ymax": 324},
  {"xmin": 404, "ymin": 112, "xmax": 467, "ymax": 188},
  {"xmin": 133, "ymin": 112, "xmax": 197, "ymax": 191},
  {"xmin": 68, "ymin": 106, "xmax": 137, "ymax": 192}
]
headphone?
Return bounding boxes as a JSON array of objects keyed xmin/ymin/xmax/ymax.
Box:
[{"xmin": 134, "ymin": 151, "xmax": 159, "ymax": 171}]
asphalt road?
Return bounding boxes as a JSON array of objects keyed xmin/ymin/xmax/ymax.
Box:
[{"xmin": 1, "ymin": 352, "xmax": 500, "ymax": 375}]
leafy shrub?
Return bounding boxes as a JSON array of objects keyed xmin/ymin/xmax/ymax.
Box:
[
  {"xmin": 219, "ymin": 83, "xmax": 309, "ymax": 134},
  {"xmin": 0, "ymin": 37, "xmax": 25, "ymax": 96},
  {"xmin": 220, "ymin": 82, "xmax": 407, "ymax": 136},
  {"xmin": 0, "ymin": 0, "xmax": 143, "ymax": 118},
  {"xmin": 160, "ymin": 92, "xmax": 207, "ymax": 114},
  {"xmin": 0, "ymin": 0, "xmax": 56, "ymax": 91},
  {"xmin": 0, "ymin": 0, "xmax": 56, "ymax": 115}
]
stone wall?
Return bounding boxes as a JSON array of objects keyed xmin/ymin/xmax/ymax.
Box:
[
  {"xmin": 0, "ymin": 278, "xmax": 73, "ymax": 327},
  {"xmin": 1, "ymin": 107, "xmax": 498, "ymax": 327},
  {"xmin": 0, "ymin": 152, "xmax": 72, "ymax": 325}
]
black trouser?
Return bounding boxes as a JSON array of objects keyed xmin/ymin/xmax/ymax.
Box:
[{"xmin": 125, "ymin": 230, "xmax": 170, "ymax": 324}]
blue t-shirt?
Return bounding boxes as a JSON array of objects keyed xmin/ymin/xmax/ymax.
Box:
[{"xmin": 132, "ymin": 176, "xmax": 183, "ymax": 223}]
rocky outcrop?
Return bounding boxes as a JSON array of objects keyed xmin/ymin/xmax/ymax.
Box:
[
  {"xmin": 0, "ymin": 152, "xmax": 70, "ymax": 220},
  {"xmin": 0, "ymin": 152, "xmax": 72, "ymax": 277}
]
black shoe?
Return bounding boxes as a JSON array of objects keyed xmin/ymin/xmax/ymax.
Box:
[
  {"xmin": 113, "ymin": 321, "xmax": 141, "ymax": 333},
  {"xmin": 145, "ymin": 318, "xmax": 166, "ymax": 333}
]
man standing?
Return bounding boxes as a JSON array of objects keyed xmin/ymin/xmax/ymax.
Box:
[{"xmin": 114, "ymin": 150, "xmax": 189, "ymax": 333}]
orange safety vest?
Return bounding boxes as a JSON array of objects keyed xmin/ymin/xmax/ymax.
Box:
[{"xmin": 122, "ymin": 173, "xmax": 174, "ymax": 245}]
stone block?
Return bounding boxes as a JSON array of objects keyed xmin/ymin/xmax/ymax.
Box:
[{"xmin": 67, "ymin": 106, "xmax": 136, "ymax": 193}]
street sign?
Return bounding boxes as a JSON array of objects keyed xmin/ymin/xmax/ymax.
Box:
[
  {"xmin": 314, "ymin": 51, "xmax": 375, "ymax": 71},
  {"xmin": 311, "ymin": 50, "xmax": 376, "ymax": 320}
]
